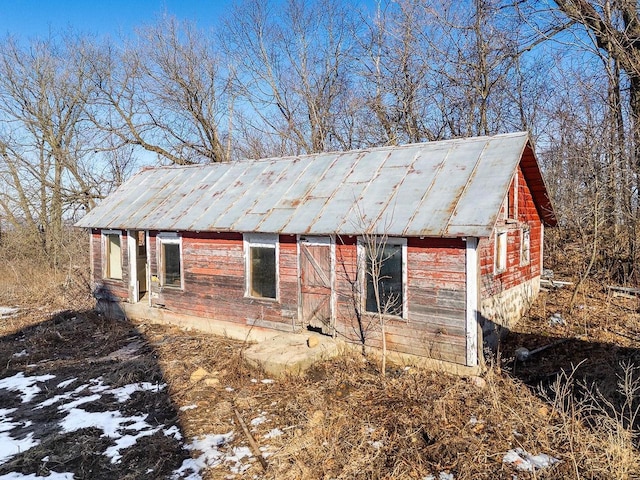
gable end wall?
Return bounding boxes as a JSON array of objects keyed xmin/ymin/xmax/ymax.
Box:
[{"xmin": 478, "ymin": 165, "xmax": 543, "ymax": 343}]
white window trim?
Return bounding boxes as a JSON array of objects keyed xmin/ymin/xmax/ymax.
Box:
[
  {"xmin": 157, "ymin": 232, "xmax": 183, "ymax": 290},
  {"xmin": 505, "ymin": 174, "xmax": 518, "ymax": 221},
  {"xmin": 495, "ymin": 230, "xmax": 507, "ymax": 274},
  {"xmin": 244, "ymin": 233, "xmax": 279, "ymax": 301},
  {"xmin": 102, "ymin": 229, "xmax": 123, "ymax": 280},
  {"xmin": 520, "ymin": 227, "xmax": 531, "ymax": 266},
  {"xmin": 357, "ymin": 236, "xmax": 408, "ymax": 320},
  {"xmin": 465, "ymin": 237, "xmax": 479, "ymax": 367}
]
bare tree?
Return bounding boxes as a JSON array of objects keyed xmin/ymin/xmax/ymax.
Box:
[
  {"xmin": 0, "ymin": 35, "xmax": 114, "ymax": 260},
  {"xmin": 222, "ymin": 0, "xmax": 358, "ymax": 155},
  {"xmin": 85, "ymin": 16, "xmax": 233, "ymax": 164}
]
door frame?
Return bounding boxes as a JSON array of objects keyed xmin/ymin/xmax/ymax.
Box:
[
  {"xmin": 127, "ymin": 229, "xmax": 149, "ymax": 304},
  {"xmin": 297, "ymin": 235, "xmax": 336, "ymax": 335}
]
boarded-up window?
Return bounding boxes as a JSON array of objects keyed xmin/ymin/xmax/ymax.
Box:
[
  {"xmin": 495, "ymin": 231, "xmax": 507, "ymax": 273},
  {"xmin": 521, "ymin": 228, "xmax": 530, "ymax": 265},
  {"xmin": 104, "ymin": 231, "xmax": 122, "ymax": 280},
  {"xmin": 365, "ymin": 242, "xmax": 404, "ymax": 317},
  {"xmin": 244, "ymin": 234, "xmax": 278, "ymax": 299},
  {"xmin": 158, "ymin": 234, "xmax": 182, "ymax": 288}
]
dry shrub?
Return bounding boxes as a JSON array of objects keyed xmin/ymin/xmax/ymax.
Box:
[
  {"xmin": 540, "ymin": 362, "xmax": 640, "ymax": 479},
  {"xmin": 0, "ymin": 226, "xmax": 93, "ymax": 310}
]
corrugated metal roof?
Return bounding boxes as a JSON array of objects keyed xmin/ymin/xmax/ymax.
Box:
[{"xmin": 76, "ymin": 132, "xmax": 556, "ymax": 237}]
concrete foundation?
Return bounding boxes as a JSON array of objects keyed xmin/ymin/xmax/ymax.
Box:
[
  {"xmin": 117, "ymin": 301, "xmax": 483, "ymax": 377},
  {"xmin": 480, "ymin": 276, "xmax": 540, "ymax": 349}
]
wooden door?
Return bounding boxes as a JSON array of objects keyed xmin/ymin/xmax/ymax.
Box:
[{"xmin": 300, "ymin": 238, "xmax": 333, "ymax": 335}]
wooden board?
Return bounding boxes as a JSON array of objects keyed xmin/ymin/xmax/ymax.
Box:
[{"xmin": 300, "ymin": 240, "xmax": 333, "ymax": 334}]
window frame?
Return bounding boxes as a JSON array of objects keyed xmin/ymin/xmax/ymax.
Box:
[
  {"xmin": 244, "ymin": 233, "xmax": 279, "ymax": 301},
  {"xmin": 520, "ymin": 227, "xmax": 531, "ymax": 266},
  {"xmin": 357, "ymin": 236, "xmax": 408, "ymax": 319},
  {"xmin": 495, "ymin": 230, "xmax": 508, "ymax": 274},
  {"xmin": 157, "ymin": 232, "xmax": 183, "ymax": 290},
  {"xmin": 102, "ymin": 229, "xmax": 123, "ymax": 280}
]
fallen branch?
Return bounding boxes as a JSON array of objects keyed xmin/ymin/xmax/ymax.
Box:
[{"xmin": 233, "ymin": 406, "xmax": 268, "ymax": 471}]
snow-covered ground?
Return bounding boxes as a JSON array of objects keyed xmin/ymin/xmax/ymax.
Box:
[{"xmin": 0, "ymin": 370, "xmax": 274, "ymax": 479}]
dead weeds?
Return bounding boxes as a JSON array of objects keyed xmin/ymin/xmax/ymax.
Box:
[{"xmin": 0, "ymin": 282, "xmax": 638, "ymax": 479}]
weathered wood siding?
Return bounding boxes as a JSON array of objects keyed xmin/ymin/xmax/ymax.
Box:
[
  {"xmin": 480, "ymin": 165, "xmax": 543, "ymax": 295},
  {"xmin": 334, "ymin": 237, "xmax": 468, "ymax": 364},
  {"xmin": 147, "ymin": 232, "xmax": 298, "ymax": 330},
  {"xmin": 90, "ymin": 229, "xmax": 129, "ymax": 300}
]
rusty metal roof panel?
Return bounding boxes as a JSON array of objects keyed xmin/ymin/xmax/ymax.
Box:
[
  {"xmin": 76, "ymin": 132, "xmax": 549, "ymax": 238},
  {"xmin": 310, "ymin": 181, "xmax": 368, "ymax": 234},
  {"xmin": 404, "ymin": 140, "xmax": 484, "ymax": 236},
  {"xmin": 134, "ymin": 168, "xmax": 207, "ymax": 229},
  {"xmin": 445, "ymin": 134, "xmax": 526, "ymax": 237},
  {"xmin": 383, "ymin": 145, "xmax": 449, "ymax": 235},
  {"xmin": 247, "ymin": 158, "xmax": 309, "ymax": 215},
  {"xmin": 182, "ymin": 162, "xmax": 253, "ymax": 231},
  {"xmin": 159, "ymin": 168, "xmax": 226, "ymax": 230}
]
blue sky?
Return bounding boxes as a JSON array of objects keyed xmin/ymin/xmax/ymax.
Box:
[{"xmin": 0, "ymin": 0, "xmax": 231, "ymax": 40}]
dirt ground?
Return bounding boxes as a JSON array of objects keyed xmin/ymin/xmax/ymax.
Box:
[{"xmin": 0, "ymin": 282, "xmax": 639, "ymax": 479}]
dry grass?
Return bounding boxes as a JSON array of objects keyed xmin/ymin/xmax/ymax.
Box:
[
  {"xmin": 0, "ymin": 232, "xmax": 638, "ymax": 478},
  {"xmin": 0, "ymin": 227, "xmax": 93, "ymax": 311}
]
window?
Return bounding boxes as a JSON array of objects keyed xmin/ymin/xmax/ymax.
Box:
[
  {"xmin": 103, "ymin": 230, "xmax": 122, "ymax": 280},
  {"xmin": 495, "ymin": 231, "xmax": 507, "ymax": 273},
  {"xmin": 158, "ymin": 234, "xmax": 182, "ymax": 288},
  {"xmin": 361, "ymin": 238, "xmax": 406, "ymax": 317},
  {"xmin": 521, "ymin": 228, "xmax": 530, "ymax": 265},
  {"xmin": 244, "ymin": 234, "xmax": 278, "ymax": 299}
]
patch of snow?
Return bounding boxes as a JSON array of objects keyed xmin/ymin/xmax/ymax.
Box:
[
  {"xmin": 0, "ymin": 372, "xmax": 56, "ymax": 403},
  {"xmin": 87, "ymin": 378, "xmax": 111, "ymax": 394},
  {"xmin": 58, "ymin": 394, "xmax": 102, "ymax": 411},
  {"xmin": 12, "ymin": 350, "xmax": 28, "ymax": 358},
  {"xmin": 260, "ymin": 379, "xmax": 274, "ymax": 384},
  {"xmin": 105, "ymin": 424, "xmax": 161, "ymax": 463},
  {"xmin": 423, "ymin": 473, "xmax": 454, "ymax": 480},
  {"xmin": 0, "ymin": 473, "xmax": 74, "ymax": 479},
  {"xmin": 33, "ymin": 379, "xmax": 89, "ymax": 409},
  {"xmin": 107, "ymin": 382, "xmax": 166, "ymax": 403},
  {"xmin": 224, "ymin": 387, "xmax": 234, "ymax": 392},
  {"xmin": 180, "ymin": 404, "xmax": 197, "ymax": 412},
  {"xmin": 227, "ymin": 446, "xmax": 252, "ymax": 474},
  {"xmin": 0, "ymin": 407, "xmax": 39, "ymax": 463},
  {"xmin": 164, "ymin": 425, "xmax": 182, "ymax": 440},
  {"xmin": 503, "ymin": 448, "xmax": 560, "ymax": 472},
  {"xmin": 59, "ymin": 408, "xmax": 161, "ymax": 464},
  {"xmin": 56, "ymin": 378, "xmax": 77, "ymax": 389},
  {"xmin": 173, "ymin": 432, "xmax": 235, "ymax": 479},
  {"xmin": 250, "ymin": 379, "xmax": 258, "ymax": 383},
  {"xmin": 0, "ymin": 431, "xmax": 38, "ymax": 464},
  {"xmin": 0, "ymin": 408, "xmax": 17, "ymax": 422},
  {"xmin": 263, "ymin": 428, "xmax": 282, "ymax": 439},
  {"xmin": 250, "ymin": 416, "xmax": 267, "ymax": 426},
  {"xmin": 0, "ymin": 307, "xmax": 19, "ymax": 318},
  {"xmin": 369, "ymin": 440, "xmax": 384, "ymax": 449}
]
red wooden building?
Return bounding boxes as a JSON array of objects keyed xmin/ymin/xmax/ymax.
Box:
[{"xmin": 76, "ymin": 132, "xmax": 556, "ymax": 369}]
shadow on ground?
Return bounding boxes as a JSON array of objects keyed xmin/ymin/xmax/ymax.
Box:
[
  {"xmin": 0, "ymin": 308, "xmax": 189, "ymax": 479},
  {"xmin": 501, "ymin": 328, "xmax": 640, "ymax": 434}
]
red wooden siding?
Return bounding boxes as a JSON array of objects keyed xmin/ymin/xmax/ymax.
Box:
[
  {"xmin": 480, "ymin": 165, "xmax": 543, "ymax": 297},
  {"xmin": 334, "ymin": 236, "xmax": 468, "ymax": 365},
  {"xmin": 147, "ymin": 232, "xmax": 298, "ymax": 329},
  {"xmin": 90, "ymin": 229, "xmax": 129, "ymax": 300},
  {"xmin": 88, "ymin": 160, "xmax": 546, "ymax": 367}
]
